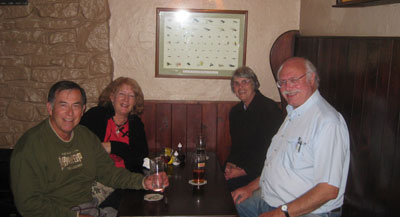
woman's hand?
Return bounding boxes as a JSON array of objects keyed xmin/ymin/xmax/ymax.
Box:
[
  {"xmin": 101, "ymin": 142, "xmax": 111, "ymax": 154},
  {"xmin": 224, "ymin": 162, "xmax": 246, "ymax": 180}
]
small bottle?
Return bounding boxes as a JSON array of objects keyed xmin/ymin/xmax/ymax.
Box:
[
  {"xmin": 172, "ymin": 150, "xmax": 180, "ymax": 166},
  {"xmin": 177, "ymin": 142, "xmax": 185, "ymax": 164}
]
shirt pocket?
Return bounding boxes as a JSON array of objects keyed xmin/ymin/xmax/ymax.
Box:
[{"xmin": 282, "ymin": 137, "xmax": 311, "ymax": 170}]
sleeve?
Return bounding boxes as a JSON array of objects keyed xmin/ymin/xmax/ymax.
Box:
[
  {"xmin": 11, "ymin": 140, "xmax": 77, "ymax": 217},
  {"xmin": 110, "ymin": 117, "xmax": 149, "ymax": 173},
  {"xmin": 91, "ymin": 132, "xmax": 145, "ymax": 190},
  {"xmin": 313, "ymin": 120, "xmax": 350, "ymax": 187}
]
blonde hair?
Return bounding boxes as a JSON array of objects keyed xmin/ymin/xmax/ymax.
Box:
[{"xmin": 98, "ymin": 77, "xmax": 144, "ymax": 115}]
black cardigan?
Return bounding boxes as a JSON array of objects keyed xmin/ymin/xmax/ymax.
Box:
[
  {"xmin": 80, "ymin": 105, "xmax": 149, "ymax": 174},
  {"xmin": 227, "ymin": 90, "xmax": 283, "ymax": 180}
]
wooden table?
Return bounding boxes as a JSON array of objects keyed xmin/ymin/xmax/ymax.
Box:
[{"xmin": 117, "ymin": 152, "xmax": 237, "ymax": 217}]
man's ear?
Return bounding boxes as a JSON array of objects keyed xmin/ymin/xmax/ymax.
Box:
[
  {"xmin": 46, "ymin": 102, "xmax": 53, "ymax": 116},
  {"xmin": 310, "ymin": 73, "xmax": 317, "ymax": 89}
]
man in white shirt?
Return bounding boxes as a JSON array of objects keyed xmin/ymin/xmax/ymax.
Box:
[{"xmin": 233, "ymin": 57, "xmax": 350, "ymax": 217}]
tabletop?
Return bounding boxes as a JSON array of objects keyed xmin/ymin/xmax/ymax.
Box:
[{"xmin": 117, "ymin": 152, "xmax": 237, "ymax": 217}]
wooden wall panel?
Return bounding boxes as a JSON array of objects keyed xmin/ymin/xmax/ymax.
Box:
[
  {"xmin": 186, "ymin": 104, "xmax": 202, "ymax": 151},
  {"xmin": 155, "ymin": 104, "xmax": 172, "ymax": 153},
  {"xmin": 142, "ymin": 101, "xmax": 239, "ymax": 165},
  {"xmin": 294, "ymin": 36, "xmax": 400, "ymax": 217},
  {"xmin": 171, "ymin": 104, "xmax": 187, "ymax": 151},
  {"xmin": 202, "ymin": 103, "xmax": 217, "ymax": 152},
  {"xmin": 216, "ymin": 102, "xmax": 236, "ymax": 166},
  {"xmin": 142, "ymin": 102, "xmax": 156, "ymax": 151}
]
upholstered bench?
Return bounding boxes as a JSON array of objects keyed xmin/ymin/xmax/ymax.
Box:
[{"xmin": 0, "ymin": 149, "xmax": 20, "ymax": 216}]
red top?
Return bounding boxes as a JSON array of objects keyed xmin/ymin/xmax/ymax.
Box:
[{"xmin": 104, "ymin": 118, "xmax": 129, "ymax": 168}]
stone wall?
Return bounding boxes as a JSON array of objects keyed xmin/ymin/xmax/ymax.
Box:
[{"xmin": 0, "ymin": 0, "xmax": 113, "ymax": 148}]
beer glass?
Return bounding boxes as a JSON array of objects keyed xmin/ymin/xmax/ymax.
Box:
[
  {"xmin": 150, "ymin": 157, "xmax": 165, "ymax": 192},
  {"xmin": 192, "ymin": 153, "xmax": 206, "ymax": 184}
]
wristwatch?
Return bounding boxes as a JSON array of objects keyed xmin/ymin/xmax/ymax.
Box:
[{"xmin": 281, "ymin": 204, "xmax": 290, "ymax": 217}]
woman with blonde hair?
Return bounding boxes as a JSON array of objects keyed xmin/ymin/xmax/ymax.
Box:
[{"xmin": 80, "ymin": 77, "xmax": 149, "ymax": 209}]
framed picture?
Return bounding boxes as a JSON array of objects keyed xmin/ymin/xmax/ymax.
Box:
[
  {"xmin": 333, "ymin": 0, "xmax": 400, "ymax": 7},
  {"xmin": 0, "ymin": 0, "xmax": 28, "ymax": 5},
  {"xmin": 156, "ymin": 8, "xmax": 248, "ymax": 79}
]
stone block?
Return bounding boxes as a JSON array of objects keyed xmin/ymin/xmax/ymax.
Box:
[
  {"xmin": 31, "ymin": 67, "xmax": 61, "ymax": 82},
  {"xmin": 25, "ymin": 55, "xmax": 64, "ymax": 67},
  {"xmin": 0, "ymin": 66, "xmax": 29, "ymax": 81},
  {"xmin": 0, "ymin": 21, "xmax": 16, "ymax": 31},
  {"xmin": 80, "ymin": 76, "xmax": 111, "ymax": 100},
  {"xmin": 0, "ymin": 57, "xmax": 24, "ymax": 66},
  {"xmin": 62, "ymin": 68, "xmax": 88, "ymax": 80},
  {"xmin": 80, "ymin": 0, "xmax": 110, "ymax": 21},
  {"xmin": 0, "ymin": 41, "xmax": 40, "ymax": 56},
  {"xmin": 6, "ymin": 101, "xmax": 38, "ymax": 121},
  {"xmin": 0, "ymin": 85, "xmax": 15, "ymax": 98},
  {"xmin": 0, "ymin": 4, "xmax": 33, "ymax": 19},
  {"xmin": 49, "ymin": 43, "xmax": 77, "ymax": 56},
  {"xmin": 49, "ymin": 30, "xmax": 76, "ymax": 44},
  {"xmin": 37, "ymin": 3, "xmax": 79, "ymax": 18},
  {"xmin": 48, "ymin": 18, "xmax": 83, "ymax": 29},
  {"xmin": 89, "ymin": 53, "xmax": 112, "ymax": 75},
  {"xmin": 66, "ymin": 52, "xmax": 90, "ymax": 68},
  {"xmin": 0, "ymin": 100, "xmax": 8, "ymax": 119},
  {"xmin": 0, "ymin": 133, "xmax": 14, "ymax": 148},
  {"xmin": 15, "ymin": 19, "xmax": 45, "ymax": 29},
  {"xmin": 0, "ymin": 30, "xmax": 48, "ymax": 43},
  {"xmin": 78, "ymin": 22, "xmax": 109, "ymax": 52},
  {"xmin": 36, "ymin": 104, "xmax": 48, "ymax": 118},
  {"xmin": 15, "ymin": 87, "xmax": 47, "ymax": 103}
]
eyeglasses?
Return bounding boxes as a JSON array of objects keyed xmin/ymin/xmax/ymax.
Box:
[
  {"xmin": 276, "ymin": 73, "xmax": 306, "ymax": 88},
  {"xmin": 233, "ymin": 79, "xmax": 252, "ymax": 87}
]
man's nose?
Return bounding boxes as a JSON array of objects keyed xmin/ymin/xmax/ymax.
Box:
[{"xmin": 66, "ymin": 106, "xmax": 73, "ymax": 116}]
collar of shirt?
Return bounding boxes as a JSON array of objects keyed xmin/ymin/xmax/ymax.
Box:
[{"xmin": 285, "ymin": 90, "xmax": 320, "ymax": 120}]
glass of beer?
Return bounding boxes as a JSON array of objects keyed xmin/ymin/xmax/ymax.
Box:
[
  {"xmin": 150, "ymin": 157, "xmax": 165, "ymax": 192},
  {"xmin": 192, "ymin": 153, "xmax": 206, "ymax": 184}
]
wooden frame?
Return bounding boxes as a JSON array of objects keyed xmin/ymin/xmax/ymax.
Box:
[
  {"xmin": 0, "ymin": 0, "xmax": 28, "ymax": 5},
  {"xmin": 333, "ymin": 0, "xmax": 400, "ymax": 7},
  {"xmin": 156, "ymin": 8, "xmax": 248, "ymax": 79}
]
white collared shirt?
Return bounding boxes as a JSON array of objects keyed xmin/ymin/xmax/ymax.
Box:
[{"xmin": 260, "ymin": 90, "xmax": 350, "ymax": 213}]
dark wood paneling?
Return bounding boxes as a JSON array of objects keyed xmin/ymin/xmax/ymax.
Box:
[
  {"xmin": 295, "ymin": 36, "xmax": 400, "ymax": 217},
  {"xmin": 155, "ymin": 104, "xmax": 172, "ymax": 153},
  {"xmin": 142, "ymin": 101, "xmax": 238, "ymax": 165},
  {"xmin": 171, "ymin": 104, "xmax": 187, "ymax": 151},
  {"xmin": 142, "ymin": 102, "xmax": 156, "ymax": 151},
  {"xmin": 186, "ymin": 104, "xmax": 202, "ymax": 151},
  {"xmin": 216, "ymin": 102, "xmax": 236, "ymax": 166},
  {"xmin": 202, "ymin": 103, "xmax": 218, "ymax": 152}
]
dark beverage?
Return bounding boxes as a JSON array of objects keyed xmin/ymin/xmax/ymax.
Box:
[{"xmin": 192, "ymin": 169, "xmax": 205, "ymax": 183}]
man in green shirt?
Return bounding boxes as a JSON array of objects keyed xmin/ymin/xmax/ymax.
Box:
[{"xmin": 11, "ymin": 81, "xmax": 168, "ymax": 217}]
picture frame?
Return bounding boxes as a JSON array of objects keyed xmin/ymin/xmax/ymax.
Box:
[
  {"xmin": 0, "ymin": 0, "xmax": 28, "ymax": 5},
  {"xmin": 333, "ymin": 0, "xmax": 400, "ymax": 7},
  {"xmin": 156, "ymin": 8, "xmax": 248, "ymax": 79}
]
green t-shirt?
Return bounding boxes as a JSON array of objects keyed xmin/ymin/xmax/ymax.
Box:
[{"xmin": 11, "ymin": 119, "xmax": 144, "ymax": 217}]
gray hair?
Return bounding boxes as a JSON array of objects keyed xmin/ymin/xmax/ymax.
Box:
[
  {"xmin": 277, "ymin": 57, "xmax": 320, "ymax": 88},
  {"xmin": 230, "ymin": 66, "xmax": 260, "ymax": 92}
]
